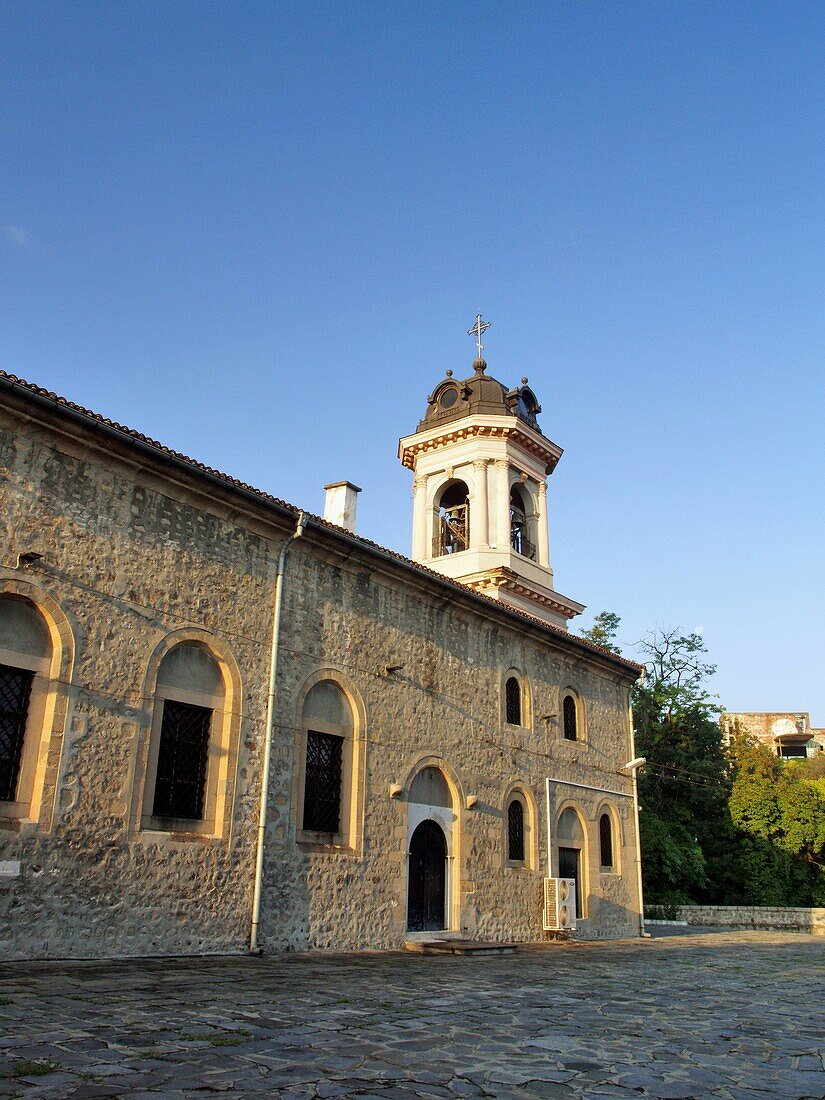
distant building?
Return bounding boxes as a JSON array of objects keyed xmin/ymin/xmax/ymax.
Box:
[{"xmin": 722, "ymin": 712, "xmax": 825, "ymax": 759}]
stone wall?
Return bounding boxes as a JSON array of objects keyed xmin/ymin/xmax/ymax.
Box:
[
  {"xmin": 0, "ymin": 386, "xmax": 642, "ymax": 959},
  {"xmin": 678, "ymin": 905, "xmax": 825, "ymax": 935}
]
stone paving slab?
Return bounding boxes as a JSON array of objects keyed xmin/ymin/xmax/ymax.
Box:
[{"xmin": 0, "ymin": 930, "xmax": 823, "ymax": 1097}]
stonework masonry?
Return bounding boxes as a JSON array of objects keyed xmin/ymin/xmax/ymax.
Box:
[
  {"xmin": 0, "ymin": 374, "xmax": 642, "ymax": 959},
  {"xmin": 677, "ymin": 906, "xmax": 825, "ymax": 935}
]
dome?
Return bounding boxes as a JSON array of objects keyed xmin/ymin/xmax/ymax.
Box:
[{"xmin": 418, "ymin": 359, "xmax": 542, "ymax": 434}]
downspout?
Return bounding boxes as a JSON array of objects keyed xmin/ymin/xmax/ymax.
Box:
[
  {"xmin": 249, "ymin": 511, "xmax": 306, "ymax": 954},
  {"xmin": 627, "ymin": 693, "xmax": 647, "ymax": 938}
]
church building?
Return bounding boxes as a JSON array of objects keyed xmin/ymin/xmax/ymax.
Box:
[{"xmin": 0, "ymin": 333, "xmax": 643, "ymax": 960}]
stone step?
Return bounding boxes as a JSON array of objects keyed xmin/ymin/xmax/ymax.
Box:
[{"xmin": 404, "ymin": 939, "xmax": 518, "ymax": 956}]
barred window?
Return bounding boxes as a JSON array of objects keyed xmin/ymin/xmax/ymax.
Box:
[
  {"xmin": 507, "ymin": 798, "xmax": 525, "ymax": 862},
  {"xmin": 0, "ymin": 596, "xmax": 53, "ymax": 816},
  {"xmin": 599, "ymin": 812, "xmax": 614, "ymax": 870},
  {"xmin": 505, "ymin": 676, "xmax": 522, "ymax": 725},
  {"xmin": 563, "ymin": 694, "xmax": 577, "ymax": 741},
  {"xmin": 0, "ymin": 663, "xmax": 35, "ymax": 802},
  {"xmin": 303, "ymin": 730, "xmax": 343, "ymax": 833},
  {"xmin": 152, "ymin": 700, "xmax": 212, "ymax": 820},
  {"xmin": 146, "ymin": 642, "xmax": 224, "ymax": 830}
]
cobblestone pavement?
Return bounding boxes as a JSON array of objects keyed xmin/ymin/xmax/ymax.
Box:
[{"xmin": 0, "ymin": 930, "xmax": 823, "ymax": 1099}]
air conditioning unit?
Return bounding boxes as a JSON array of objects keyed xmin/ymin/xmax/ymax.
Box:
[{"xmin": 543, "ymin": 877, "xmax": 576, "ymax": 931}]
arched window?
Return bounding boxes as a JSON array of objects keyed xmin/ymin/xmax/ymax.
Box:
[
  {"xmin": 509, "ymin": 486, "xmax": 535, "ymax": 560},
  {"xmin": 507, "ymin": 799, "xmax": 525, "ymax": 862},
  {"xmin": 562, "ymin": 694, "xmax": 578, "ymax": 741},
  {"xmin": 434, "ymin": 480, "xmax": 470, "ymax": 556},
  {"xmin": 302, "ymin": 680, "xmax": 355, "ymax": 835},
  {"xmin": 148, "ymin": 644, "xmax": 224, "ymax": 823},
  {"xmin": 599, "ymin": 813, "xmax": 614, "ymax": 870},
  {"xmin": 0, "ymin": 597, "xmax": 52, "ymax": 812},
  {"xmin": 505, "ymin": 676, "xmax": 522, "ymax": 726}
]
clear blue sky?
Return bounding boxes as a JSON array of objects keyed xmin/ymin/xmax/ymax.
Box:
[{"xmin": 3, "ymin": 2, "xmax": 824, "ymax": 723}]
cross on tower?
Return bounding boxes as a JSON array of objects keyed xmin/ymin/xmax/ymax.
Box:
[{"xmin": 467, "ymin": 312, "xmax": 491, "ymax": 359}]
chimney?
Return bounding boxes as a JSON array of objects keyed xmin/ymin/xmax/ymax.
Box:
[{"xmin": 323, "ymin": 481, "xmax": 361, "ymax": 533}]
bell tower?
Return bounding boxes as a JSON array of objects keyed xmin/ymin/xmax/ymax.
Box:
[{"xmin": 398, "ymin": 317, "xmax": 584, "ymax": 630}]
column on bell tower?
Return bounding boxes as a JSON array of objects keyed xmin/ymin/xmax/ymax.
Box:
[
  {"xmin": 537, "ymin": 479, "xmax": 550, "ymax": 567},
  {"xmin": 470, "ymin": 459, "xmax": 489, "ymax": 549},
  {"xmin": 412, "ymin": 473, "xmax": 428, "ymax": 560},
  {"xmin": 494, "ymin": 459, "xmax": 510, "ymax": 552}
]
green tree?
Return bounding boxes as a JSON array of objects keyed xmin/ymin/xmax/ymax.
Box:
[
  {"xmin": 727, "ymin": 736, "xmax": 825, "ymax": 904},
  {"xmin": 632, "ymin": 627, "xmax": 734, "ymax": 906},
  {"xmin": 580, "ymin": 611, "xmax": 622, "ymax": 654}
]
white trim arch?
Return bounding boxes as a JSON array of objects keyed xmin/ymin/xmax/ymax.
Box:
[
  {"xmin": 293, "ymin": 666, "xmax": 367, "ymax": 853},
  {"xmin": 553, "ymin": 800, "xmax": 589, "ymax": 918},
  {"xmin": 595, "ymin": 799, "xmax": 623, "ymax": 875},
  {"xmin": 502, "ymin": 666, "xmax": 532, "ymax": 729},
  {"xmin": 0, "ymin": 578, "xmax": 75, "ymax": 829},
  {"xmin": 402, "ymin": 755, "xmax": 466, "ymax": 934},
  {"xmin": 501, "ymin": 781, "xmax": 538, "ymax": 870},
  {"xmin": 131, "ymin": 627, "xmax": 243, "ymax": 841},
  {"xmin": 560, "ymin": 685, "xmax": 586, "ymax": 743}
]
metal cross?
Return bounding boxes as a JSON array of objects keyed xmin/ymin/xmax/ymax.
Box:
[{"xmin": 468, "ymin": 312, "xmax": 491, "ymax": 358}]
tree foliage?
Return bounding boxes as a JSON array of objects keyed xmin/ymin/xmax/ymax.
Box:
[
  {"xmin": 631, "ymin": 626, "xmax": 732, "ymax": 905},
  {"xmin": 580, "ymin": 611, "xmax": 622, "ymax": 654},
  {"xmin": 585, "ymin": 612, "xmax": 825, "ymax": 907}
]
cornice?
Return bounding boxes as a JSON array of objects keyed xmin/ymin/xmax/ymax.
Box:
[
  {"xmin": 398, "ymin": 416, "xmax": 563, "ymax": 474},
  {"xmin": 467, "ymin": 567, "xmax": 585, "ymax": 621}
]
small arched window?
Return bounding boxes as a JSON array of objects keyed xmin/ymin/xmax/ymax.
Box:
[
  {"xmin": 599, "ymin": 813, "xmax": 614, "ymax": 870},
  {"xmin": 563, "ymin": 694, "xmax": 578, "ymax": 741},
  {"xmin": 0, "ymin": 597, "xmax": 52, "ymax": 810},
  {"xmin": 509, "ymin": 486, "xmax": 535, "ymax": 560},
  {"xmin": 302, "ymin": 680, "xmax": 354, "ymax": 835},
  {"xmin": 435, "ymin": 480, "xmax": 470, "ymax": 556},
  {"xmin": 507, "ymin": 799, "xmax": 525, "ymax": 862},
  {"xmin": 150, "ymin": 644, "xmax": 224, "ymax": 822},
  {"xmin": 505, "ymin": 676, "xmax": 522, "ymax": 726}
]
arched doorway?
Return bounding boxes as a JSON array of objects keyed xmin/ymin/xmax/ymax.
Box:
[
  {"xmin": 407, "ymin": 819, "xmax": 447, "ymax": 932},
  {"xmin": 556, "ymin": 806, "xmax": 586, "ymax": 918}
]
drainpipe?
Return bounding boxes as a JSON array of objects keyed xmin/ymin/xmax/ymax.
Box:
[{"xmin": 249, "ymin": 511, "xmax": 306, "ymax": 954}]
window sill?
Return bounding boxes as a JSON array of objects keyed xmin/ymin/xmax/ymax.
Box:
[
  {"xmin": 0, "ymin": 814, "xmax": 26, "ymax": 833},
  {"xmin": 504, "ymin": 862, "xmax": 533, "ymax": 873},
  {"xmin": 139, "ymin": 819, "xmax": 222, "ymax": 843},
  {"xmin": 298, "ymin": 833, "xmax": 356, "ymax": 854}
]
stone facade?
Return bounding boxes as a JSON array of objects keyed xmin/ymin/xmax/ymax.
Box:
[{"xmin": 0, "ymin": 372, "xmax": 642, "ymax": 960}]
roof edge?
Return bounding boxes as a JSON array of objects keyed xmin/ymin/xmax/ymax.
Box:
[{"xmin": 0, "ymin": 369, "xmax": 642, "ymax": 677}]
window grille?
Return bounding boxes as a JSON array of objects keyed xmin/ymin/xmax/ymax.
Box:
[
  {"xmin": 152, "ymin": 700, "xmax": 212, "ymax": 819},
  {"xmin": 303, "ymin": 730, "xmax": 343, "ymax": 833},
  {"xmin": 563, "ymin": 694, "xmax": 577, "ymax": 741},
  {"xmin": 599, "ymin": 813, "xmax": 614, "ymax": 869},
  {"xmin": 507, "ymin": 799, "xmax": 525, "ymax": 861},
  {"xmin": 505, "ymin": 676, "xmax": 522, "ymax": 725},
  {"xmin": 0, "ymin": 663, "xmax": 34, "ymax": 802}
]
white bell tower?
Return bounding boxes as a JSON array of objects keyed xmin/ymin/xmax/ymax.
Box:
[{"xmin": 398, "ymin": 318, "xmax": 584, "ymax": 630}]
